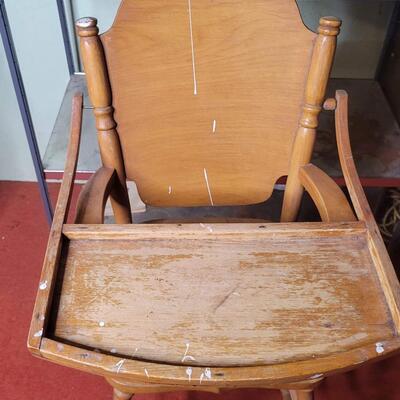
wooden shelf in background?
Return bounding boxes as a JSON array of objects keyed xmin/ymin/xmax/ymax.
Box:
[{"xmin": 43, "ymin": 76, "xmax": 400, "ymax": 187}]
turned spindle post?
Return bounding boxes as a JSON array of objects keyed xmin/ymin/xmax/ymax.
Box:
[
  {"xmin": 281, "ymin": 17, "xmax": 341, "ymax": 222},
  {"xmin": 76, "ymin": 17, "xmax": 132, "ymax": 223}
]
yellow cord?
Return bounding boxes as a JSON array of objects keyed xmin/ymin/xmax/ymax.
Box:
[{"xmin": 379, "ymin": 188, "xmax": 400, "ymax": 242}]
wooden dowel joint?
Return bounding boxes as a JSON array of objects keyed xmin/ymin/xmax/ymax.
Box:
[{"xmin": 323, "ymin": 98, "xmax": 337, "ymax": 111}]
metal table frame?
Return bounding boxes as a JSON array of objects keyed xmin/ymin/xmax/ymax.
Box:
[{"xmin": 0, "ymin": 0, "xmax": 75, "ymax": 224}]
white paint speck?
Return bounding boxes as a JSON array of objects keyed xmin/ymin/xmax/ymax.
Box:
[
  {"xmin": 212, "ymin": 120, "xmax": 217, "ymax": 133},
  {"xmin": 110, "ymin": 348, "xmax": 117, "ymax": 353},
  {"xmin": 144, "ymin": 368, "xmax": 149, "ymax": 378},
  {"xmin": 39, "ymin": 280, "xmax": 48, "ymax": 290},
  {"xmin": 204, "ymin": 368, "xmax": 212, "ymax": 380},
  {"xmin": 187, "ymin": 0, "xmax": 197, "ymax": 95},
  {"xmin": 99, "ymin": 320, "xmax": 105, "ymax": 327},
  {"xmin": 182, "ymin": 342, "xmax": 196, "ymax": 362},
  {"xmin": 168, "ymin": 186, "xmax": 172, "ymax": 195},
  {"xmin": 76, "ymin": 17, "xmax": 94, "ymax": 28},
  {"xmin": 199, "ymin": 222, "xmax": 213, "ymax": 232},
  {"xmin": 186, "ymin": 367, "xmax": 193, "ymax": 381},
  {"xmin": 57, "ymin": 343, "xmax": 64, "ymax": 351},
  {"xmin": 376, "ymin": 342, "xmax": 384, "ymax": 354},
  {"xmin": 33, "ymin": 329, "xmax": 43, "ymax": 338},
  {"xmin": 115, "ymin": 359, "xmax": 125, "ymax": 373},
  {"xmin": 199, "ymin": 372, "xmax": 204, "ymax": 384},
  {"xmin": 203, "ymin": 168, "xmax": 214, "ymax": 206},
  {"xmin": 310, "ymin": 373, "xmax": 323, "ymax": 379}
]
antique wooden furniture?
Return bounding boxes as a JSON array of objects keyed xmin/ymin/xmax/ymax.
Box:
[{"xmin": 28, "ymin": 1, "xmax": 400, "ymax": 399}]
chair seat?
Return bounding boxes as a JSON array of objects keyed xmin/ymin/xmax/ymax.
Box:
[{"xmin": 53, "ymin": 221, "xmax": 395, "ymax": 368}]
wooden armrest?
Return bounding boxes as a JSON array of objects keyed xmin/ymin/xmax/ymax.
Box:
[
  {"xmin": 75, "ymin": 167, "xmax": 116, "ymax": 224},
  {"xmin": 28, "ymin": 93, "xmax": 83, "ymax": 354},
  {"xmin": 335, "ymin": 89, "xmax": 400, "ymax": 330},
  {"xmin": 335, "ymin": 90, "xmax": 378, "ymax": 224},
  {"xmin": 299, "ymin": 163, "xmax": 356, "ymax": 222}
]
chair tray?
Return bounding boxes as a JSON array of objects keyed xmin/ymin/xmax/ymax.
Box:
[{"xmin": 52, "ymin": 222, "xmax": 395, "ymax": 367}]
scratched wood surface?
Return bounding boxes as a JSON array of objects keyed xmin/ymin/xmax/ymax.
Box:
[
  {"xmin": 54, "ymin": 222, "xmax": 394, "ymax": 367},
  {"xmin": 100, "ymin": 0, "xmax": 315, "ymax": 206}
]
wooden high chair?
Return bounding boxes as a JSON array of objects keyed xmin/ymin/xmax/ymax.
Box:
[{"xmin": 28, "ymin": 1, "xmax": 400, "ymax": 399}]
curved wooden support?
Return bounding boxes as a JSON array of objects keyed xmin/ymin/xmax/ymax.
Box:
[
  {"xmin": 281, "ymin": 16, "xmax": 341, "ymax": 222},
  {"xmin": 76, "ymin": 17, "xmax": 132, "ymax": 223},
  {"xmin": 75, "ymin": 167, "xmax": 116, "ymax": 224},
  {"xmin": 299, "ymin": 163, "xmax": 355, "ymax": 222},
  {"xmin": 28, "ymin": 93, "xmax": 83, "ymax": 354},
  {"xmin": 335, "ymin": 89, "xmax": 400, "ymax": 331},
  {"xmin": 335, "ymin": 90, "xmax": 382, "ymax": 224},
  {"xmin": 113, "ymin": 388, "xmax": 133, "ymax": 400}
]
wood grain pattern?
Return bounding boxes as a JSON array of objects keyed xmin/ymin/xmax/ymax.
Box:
[
  {"xmin": 62, "ymin": 221, "xmax": 366, "ymax": 240},
  {"xmin": 54, "ymin": 223, "xmax": 393, "ymax": 367},
  {"xmin": 100, "ymin": 0, "xmax": 315, "ymax": 207},
  {"xmin": 299, "ymin": 163, "xmax": 355, "ymax": 222},
  {"xmin": 335, "ymin": 90, "xmax": 400, "ymax": 332},
  {"xmin": 28, "ymin": 93, "xmax": 83, "ymax": 354},
  {"xmin": 107, "ymin": 375, "xmax": 321, "ymax": 393},
  {"xmin": 40, "ymin": 330, "xmax": 400, "ymax": 387}
]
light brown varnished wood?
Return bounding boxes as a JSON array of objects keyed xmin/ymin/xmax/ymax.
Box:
[
  {"xmin": 281, "ymin": 17, "xmax": 341, "ymax": 222},
  {"xmin": 75, "ymin": 166, "xmax": 116, "ymax": 224},
  {"xmin": 39, "ymin": 335, "xmax": 400, "ymax": 387},
  {"xmin": 28, "ymin": 3, "xmax": 400, "ymax": 399},
  {"xmin": 99, "ymin": 0, "xmax": 316, "ymax": 207},
  {"xmin": 335, "ymin": 90, "xmax": 400, "ymax": 332},
  {"xmin": 27, "ymin": 93, "xmax": 83, "ymax": 354},
  {"xmin": 55, "ymin": 222, "xmax": 393, "ymax": 367},
  {"xmin": 107, "ymin": 376, "xmax": 320, "ymax": 394},
  {"xmin": 289, "ymin": 389, "xmax": 314, "ymax": 400},
  {"xmin": 299, "ymin": 163, "xmax": 356, "ymax": 222},
  {"xmin": 112, "ymin": 388, "xmax": 133, "ymax": 400},
  {"xmin": 62, "ymin": 221, "xmax": 366, "ymax": 240},
  {"xmin": 76, "ymin": 17, "xmax": 132, "ymax": 223},
  {"xmin": 106, "ymin": 377, "xmax": 220, "ymax": 394}
]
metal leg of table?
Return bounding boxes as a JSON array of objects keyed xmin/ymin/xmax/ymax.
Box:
[
  {"xmin": 56, "ymin": 0, "xmax": 75, "ymax": 76},
  {"xmin": 0, "ymin": 0, "xmax": 53, "ymax": 224}
]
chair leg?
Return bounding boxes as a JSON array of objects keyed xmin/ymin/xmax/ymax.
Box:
[
  {"xmin": 289, "ymin": 389, "xmax": 314, "ymax": 400},
  {"xmin": 113, "ymin": 388, "xmax": 134, "ymax": 400}
]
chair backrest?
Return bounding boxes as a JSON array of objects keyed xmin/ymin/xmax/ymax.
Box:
[{"xmin": 77, "ymin": 0, "xmax": 340, "ymax": 214}]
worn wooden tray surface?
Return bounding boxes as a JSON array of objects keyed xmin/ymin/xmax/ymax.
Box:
[{"xmin": 53, "ymin": 222, "xmax": 394, "ymax": 367}]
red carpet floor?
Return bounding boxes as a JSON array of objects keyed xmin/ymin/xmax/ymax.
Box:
[{"xmin": 1, "ymin": 180, "xmax": 399, "ymax": 400}]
